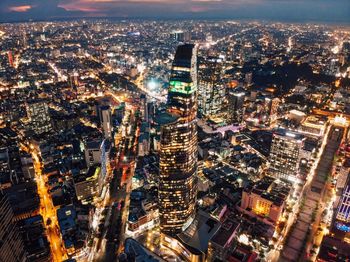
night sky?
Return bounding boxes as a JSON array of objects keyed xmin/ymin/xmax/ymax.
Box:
[{"xmin": 0, "ymin": 0, "xmax": 349, "ymax": 23}]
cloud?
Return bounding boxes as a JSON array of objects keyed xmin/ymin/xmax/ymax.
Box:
[
  {"xmin": 8, "ymin": 5, "xmax": 33, "ymax": 12},
  {"xmin": 0, "ymin": 0, "xmax": 349, "ymax": 23}
]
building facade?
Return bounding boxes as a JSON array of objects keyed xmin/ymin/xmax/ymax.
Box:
[
  {"xmin": 26, "ymin": 99, "xmax": 52, "ymax": 135},
  {"xmin": 73, "ymin": 166, "xmax": 100, "ymax": 202},
  {"xmin": 158, "ymin": 44, "xmax": 198, "ymax": 235},
  {"xmin": 198, "ymin": 57, "xmax": 225, "ymax": 118},
  {"xmin": 269, "ymin": 130, "xmax": 305, "ymax": 183},
  {"xmin": 99, "ymin": 105, "xmax": 112, "ymax": 139},
  {"xmin": 334, "ymin": 176, "xmax": 350, "ymax": 237},
  {"xmin": 227, "ymin": 88, "xmax": 245, "ymax": 124},
  {"xmin": 240, "ymin": 176, "xmax": 291, "ymax": 224},
  {"xmin": 0, "ymin": 194, "xmax": 27, "ymax": 262}
]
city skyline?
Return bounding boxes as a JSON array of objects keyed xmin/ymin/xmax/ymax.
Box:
[
  {"xmin": 1, "ymin": 17, "xmax": 350, "ymax": 262},
  {"xmin": 0, "ymin": 0, "xmax": 349, "ymax": 23}
]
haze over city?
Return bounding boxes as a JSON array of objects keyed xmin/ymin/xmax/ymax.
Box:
[{"xmin": 0, "ymin": 0, "xmax": 349, "ymax": 23}]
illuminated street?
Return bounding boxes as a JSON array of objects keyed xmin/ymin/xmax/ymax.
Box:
[{"xmin": 31, "ymin": 149, "xmax": 68, "ymax": 262}]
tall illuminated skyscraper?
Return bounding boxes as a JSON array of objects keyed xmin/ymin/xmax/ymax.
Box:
[
  {"xmin": 269, "ymin": 129, "xmax": 305, "ymax": 183},
  {"xmin": 198, "ymin": 57, "xmax": 225, "ymax": 118},
  {"xmin": 0, "ymin": 194, "xmax": 26, "ymax": 262},
  {"xmin": 99, "ymin": 105, "xmax": 112, "ymax": 139},
  {"xmin": 158, "ymin": 44, "xmax": 198, "ymax": 235},
  {"xmin": 227, "ymin": 87, "xmax": 245, "ymax": 124}
]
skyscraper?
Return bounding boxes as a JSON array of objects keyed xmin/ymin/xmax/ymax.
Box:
[
  {"xmin": 99, "ymin": 105, "xmax": 112, "ymax": 139},
  {"xmin": 170, "ymin": 31, "xmax": 191, "ymax": 43},
  {"xmin": 269, "ymin": 129, "xmax": 305, "ymax": 183},
  {"xmin": 198, "ymin": 57, "xmax": 225, "ymax": 118},
  {"xmin": 265, "ymin": 97, "xmax": 280, "ymax": 125},
  {"xmin": 7, "ymin": 51, "xmax": 14, "ymax": 68},
  {"xmin": 158, "ymin": 44, "xmax": 198, "ymax": 235},
  {"xmin": 227, "ymin": 87, "xmax": 245, "ymax": 124},
  {"xmin": 0, "ymin": 194, "xmax": 27, "ymax": 262},
  {"xmin": 334, "ymin": 175, "xmax": 350, "ymax": 235}
]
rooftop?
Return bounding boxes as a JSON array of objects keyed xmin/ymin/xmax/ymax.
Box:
[
  {"xmin": 273, "ymin": 128, "xmax": 305, "ymax": 141},
  {"xmin": 245, "ymin": 176, "xmax": 291, "ymax": 206},
  {"xmin": 123, "ymin": 238, "xmax": 165, "ymax": 262},
  {"xmin": 57, "ymin": 205, "xmax": 77, "ymax": 233},
  {"xmin": 73, "ymin": 165, "xmax": 100, "ymax": 183},
  {"xmin": 154, "ymin": 111, "xmax": 178, "ymax": 126},
  {"xmin": 210, "ymin": 217, "xmax": 240, "ymax": 248},
  {"xmin": 177, "ymin": 210, "xmax": 221, "ymax": 254}
]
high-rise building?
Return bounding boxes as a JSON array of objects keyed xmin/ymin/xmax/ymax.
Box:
[
  {"xmin": 73, "ymin": 165, "xmax": 101, "ymax": 202},
  {"xmin": 244, "ymin": 72, "xmax": 253, "ymax": 87},
  {"xmin": 333, "ymin": 175, "xmax": 350, "ymax": 235},
  {"xmin": 140, "ymin": 94, "xmax": 149, "ymax": 122},
  {"xmin": 84, "ymin": 139, "xmax": 103, "ymax": 167},
  {"xmin": 0, "ymin": 128, "xmax": 23, "ymax": 184},
  {"xmin": 0, "ymin": 194, "xmax": 27, "ymax": 262},
  {"xmin": 7, "ymin": 51, "xmax": 14, "ymax": 68},
  {"xmin": 198, "ymin": 57, "xmax": 225, "ymax": 118},
  {"xmin": 265, "ymin": 97, "xmax": 280, "ymax": 125},
  {"xmin": 100, "ymin": 139, "xmax": 111, "ymax": 187},
  {"xmin": 170, "ymin": 31, "xmax": 191, "ymax": 43},
  {"xmin": 26, "ymin": 99, "xmax": 52, "ymax": 135},
  {"xmin": 22, "ymin": 32, "xmax": 27, "ymax": 48},
  {"xmin": 269, "ymin": 129, "xmax": 305, "ymax": 183},
  {"xmin": 227, "ymin": 87, "xmax": 245, "ymax": 124},
  {"xmin": 158, "ymin": 44, "xmax": 198, "ymax": 235},
  {"xmin": 99, "ymin": 105, "xmax": 112, "ymax": 139}
]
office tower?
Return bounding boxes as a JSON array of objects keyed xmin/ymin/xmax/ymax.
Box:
[
  {"xmin": 158, "ymin": 44, "xmax": 198, "ymax": 235},
  {"xmin": 84, "ymin": 139, "xmax": 103, "ymax": 167},
  {"xmin": 22, "ymin": 32, "xmax": 27, "ymax": 48},
  {"xmin": 0, "ymin": 128, "xmax": 22, "ymax": 182},
  {"xmin": 7, "ymin": 51, "xmax": 14, "ymax": 67},
  {"xmin": 244, "ymin": 72, "xmax": 253, "ymax": 87},
  {"xmin": 26, "ymin": 99, "xmax": 52, "ymax": 135},
  {"xmin": 0, "ymin": 136, "xmax": 21, "ymax": 188},
  {"xmin": 0, "ymin": 148, "xmax": 11, "ymax": 187},
  {"xmin": 198, "ymin": 57, "xmax": 225, "ymax": 118},
  {"xmin": 269, "ymin": 129, "xmax": 305, "ymax": 183},
  {"xmin": 99, "ymin": 105, "xmax": 112, "ymax": 139},
  {"xmin": 0, "ymin": 194, "xmax": 27, "ymax": 262},
  {"xmin": 140, "ymin": 94, "xmax": 149, "ymax": 122},
  {"xmin": 265, "ymin": 97, "xmax": 280, "ymax": 124},
  {"xmin": 334, "ymin": 175, "xmax": 350, "ymax": 235},
  {"xmin": 100, "ymin": 139, "xmax": 111, "ymax": 187},
  {"xmin": 73, "ymin": 166, "xmax": 100, "ymax": 202},
  {"xmin": 170, "ymin": 31, "xmax": 191, "ymax": 43},
  {"xmin": 343, "ymin": 42, "xmax": 350, "ymax": 65},
  {"xmin": 227, "ymin": 88, "xmax": 245, "ymax": 124},
  {"xmin": 84, "ymin": 138, "xmax": 110, "ymax": 184}
]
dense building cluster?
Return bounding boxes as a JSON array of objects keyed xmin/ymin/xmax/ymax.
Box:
[{"xmin": 0, "ymin": 19, "xmax": 350, "ymax": 262}]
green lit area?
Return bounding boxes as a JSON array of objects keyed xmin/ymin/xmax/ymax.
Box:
[
  {"xmin": 93, "ymin": 167, "xmax": 101, "ymax": 179},
  {"xmin": 169, "ymin": 80, "xmax": 196, "ymax": 94}
]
